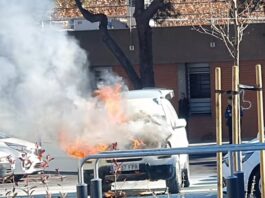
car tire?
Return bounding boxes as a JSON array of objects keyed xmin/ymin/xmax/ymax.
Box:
[
  {"xmin": 14, "ymin": 174, "xmax": 24, "ymax": 182},
  {"xmin": 249, "ymin": 168, "xmax": 261, "ymax": 198},
  {"xmin": 182, "ymin": 168, "xmax": 190, "ymax": 187},
  {"xmin": 166, "ymin": 167, "xmax": 181, "ymax": 194}
]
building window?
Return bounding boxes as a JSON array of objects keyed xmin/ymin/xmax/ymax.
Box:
[
  {"xmin": 188, "ymin": 63, "xmax": 211, "ymax": 114},
  {"xmin": 90, "ymin": 67, "xmax": 112, "ymax": 90}
]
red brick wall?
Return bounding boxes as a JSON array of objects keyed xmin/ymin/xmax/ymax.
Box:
[
  {"xmin": 113, "ymin": 64, "xmax": 179, "ymax": 106},
  {"xmin": 188, "ymin": 116, "xmax": 215, "ymax": 142},
  {"xmin": 154, "ymin": 64, "xmax": 179, "ymax": 107}
]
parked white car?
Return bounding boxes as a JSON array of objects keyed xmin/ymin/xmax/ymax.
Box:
[
  {"xmin": 83, "ymin": 89, "xmax": 190, "ymax": 195},
  {"xmin": 222, "ymin": 138, "xmax": 261, "ymax": 197},
  {"xmin": 0, "ymin": 132, "xmax": 44, "ymax": 181},
  {"xmin": 0, "ymin": 143, "xmax": 16, "ymax": 180}
]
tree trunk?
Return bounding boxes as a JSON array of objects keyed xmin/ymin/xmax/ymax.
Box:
[
  {"xmin": 134, "ymin": 0, "xmax": 158, "ymax": 88},
  {"xmin": 233, "ymin": 0, "xmax": 240, "ymax": 67},
  {"xmin": 100, "ymin": 28, "xmax": 142, "ymax": 89},
  {"xmin": 137, "ymin": 24, "xmax": 155, "ymax": 87},
  {"xmin": 75, "ymin": 0, "xmax": 142, "ymax": 89}
]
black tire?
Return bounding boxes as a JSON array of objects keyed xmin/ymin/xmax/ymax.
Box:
[
  {"xmin": 249, "ymin": 169, "xmax": 261, "ymax": 198},
  {"xmin": 102, "ymin": 181, "xmax": 112, "ymax": 195},
  {"xmin": 182, "ymin": 168, "xmax": 190, "ymax": 187},
  {"xmin": 14, "ymin": 174, "xmax": 24, "ymax": 182},
  {"xmin": 166, "ymin": 167, "xmax": 181, "ymax": 194}
]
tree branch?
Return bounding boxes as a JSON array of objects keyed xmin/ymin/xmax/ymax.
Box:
[{"xmin": 75, "ymin": 0, "xmax": 142, "ymax": 89}]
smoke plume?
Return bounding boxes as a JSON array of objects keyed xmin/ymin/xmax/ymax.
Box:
[
  {"xmin": 0, "ymin": 0, "xmax": 89, "ymax": 141},
  {"xmin": 0, "ymin": 1, "xmax": 171, "ymax": 157}
]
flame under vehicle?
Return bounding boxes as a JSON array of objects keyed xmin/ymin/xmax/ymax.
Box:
[
  {"xmin": 83, "ymin": 89, "xmax": 190, "ymax": 194},
  {"xmin": 222, "ymin": 137, "xmax": 262, "ymax": 197},
  {"xmin": 0, "ymin": 132, "xmax": 44, "ymax": 181}
]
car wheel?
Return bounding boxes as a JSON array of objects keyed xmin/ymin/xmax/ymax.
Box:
[
  {"xmin": 166, "ymin": 166, "xmax": 181, "ymax": 194},
  {"xmin": 182, "ymin": 168, "xmax": 190, "ymax": 187},
  {"xmin": 249, "ymin": 168, "xmax": 261, "ymax": 198},
  {"xmin": 14, "ymin": 174, "xmax": 24, "ymax": 182}
]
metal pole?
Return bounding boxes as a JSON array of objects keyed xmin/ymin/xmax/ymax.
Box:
[
  {"xmin": 232, "ymin": 65, "xmax": 239, "ymax": 172},
  {"xmin": 76, "ymin": 183, "xmax": 88, "ymax": 198},
  {"xmin": 77, "ymin": 159, "xmax": 88, "ymax": 198},
  {"xmin": 256, "ymin": 64, "xmax": 265, "ymax": 198},
  {"xmin": 215, "ymin": 67, "xmax": 223, "ymax": 198},
  {"xmin": 78, "ymin": 159, "xmax": 84, "ymax": 183},
  {"xmin": 233, "ymin": 65, "xmax": 244, "ymax": 198},
  {"xmin": 229, "ymin": 152, "xmax": 234, "ymax": 176},
  {"xmin": 226, "ymin": 151, "xmax": 238, "ymax": 198},
  {"xmin": 234, "ymin": 171, "xmax": 244, "ymax": 198},
  {"xmin": 226, "ymin": 176, "xmax": 238, "ymax": 198},
  {"xmin": 94, "ymin": 159, "xmax": 99, "ymax": 178},
  {"xmin": 91, "ymin": 159, "xmax": 102, "ymax": 198}
]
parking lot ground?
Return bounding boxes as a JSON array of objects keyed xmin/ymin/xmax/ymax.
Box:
[{"xmin": 0, "ymin": 176, "xmax": 218, "ymax": 198}]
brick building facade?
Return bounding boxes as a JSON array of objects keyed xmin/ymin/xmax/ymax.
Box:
[{"xmin": 70, "ymin": 23, "xmax": 265, "ymax": 143}]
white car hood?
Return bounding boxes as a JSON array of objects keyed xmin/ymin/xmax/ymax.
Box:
[{"xmin": 0, "ymin": 137, "xmax": 36, "ymax": 148}]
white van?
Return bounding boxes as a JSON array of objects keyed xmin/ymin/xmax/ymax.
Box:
[
  {"xmin": 0, "ymin": 132, "xmax": 44, "ymax": 181},
  {"xmin": 83, "ymin": 88, "xmax": 190, "ymax": 194}
]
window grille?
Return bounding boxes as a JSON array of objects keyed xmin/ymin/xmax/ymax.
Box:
[{"xmin": 187, "ymin": 63, "xmax": 211, "ymax": 114}]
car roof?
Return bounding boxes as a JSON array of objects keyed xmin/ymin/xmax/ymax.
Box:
[{"xmin": 123, "ymin": 88, "xmax": 174, "ymax": 100}]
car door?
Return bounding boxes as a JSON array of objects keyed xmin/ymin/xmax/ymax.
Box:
[{"xmin": 160, "ymin": 98, "xmax": 188, "ymax": 148}]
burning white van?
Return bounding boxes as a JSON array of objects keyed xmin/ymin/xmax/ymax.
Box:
[{"xmin": 83, "ymin": 88, "xmax": 190, "ymax": 195}]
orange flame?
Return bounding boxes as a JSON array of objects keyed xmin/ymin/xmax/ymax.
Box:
[
  {"xmin": 95, "ymin": 84, "xmax": 127, "ymax": 124},
  {"xmin": 58, "ymin": 84, "xmax": 147, "ymax": 158},
  {"xmin": 131, "ymin": 138, "xmax": 145, "ymax": 149},
  {"xmin": 58, "ymin": 84, "xmax": 127, "ymax": 158},
  {"xmin": 58, "ymin": 131, "xmax": 110, "ymax": 159}
]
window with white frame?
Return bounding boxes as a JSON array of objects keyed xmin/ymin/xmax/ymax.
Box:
[{"xmin": 187, "ymin": 63, "xmax": 211, "ymax": 114}]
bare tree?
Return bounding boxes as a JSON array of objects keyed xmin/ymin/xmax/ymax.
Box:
[{"xmin": 193, "ymin": 0, "xmax": 265, "ymax": 67}]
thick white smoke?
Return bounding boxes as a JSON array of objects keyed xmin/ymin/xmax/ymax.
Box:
[
  {"xmin": 0, "ymin": 0, "xmax": 89, "ymax": 141},
  {"xmin": 0, "ymin": 1, "xmax": 171, "ymax": 158}
]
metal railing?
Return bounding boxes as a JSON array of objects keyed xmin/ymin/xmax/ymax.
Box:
[{"xmin": 76, "ymin": 142, "xmax": 265, "ymax": 198}]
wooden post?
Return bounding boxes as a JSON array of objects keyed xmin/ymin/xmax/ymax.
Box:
[
  {"xmin": 232, "ymin": 65, "xmax": 239, "ymax": 172},
  {"xmin": 256, "ymin": 64, "xmax": 265, "ymax": 198},
  {"xmin": 215, "ymin": 67, "xmax": 223, "ymax": 198}
]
